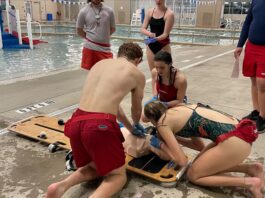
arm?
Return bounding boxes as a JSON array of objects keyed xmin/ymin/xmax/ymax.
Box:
[
  {"xmin": 110, "ymin": 27, "xmax": 115, "ymax": 35},
  {"xmin": 77, "ymin": 28, "xmax": 86, "ymax": 39},
  {"xmin": 117, "ymin": 106, "xmax": 133, "ymax": 132},
  {"xmin": 156, "ymin": 11, "xmax": 174, "ymax": 41},
  {"xmin": 151, "ymin": 68, "xmax": 158, "ymax": 96},
  {"xmin": 235, "ymin": 2, "xmax": 253, "ymax": 58},
  {"xmin": 150, "ymin": 140, "xmax": 174, "ymax": 161},
  {"xmin": 193, "ymin": 142, "xmax": 216, "ymax": 162},
  {"xmin": 158, "ymin": 124, "xmax": 188, "ymax": 166},
  {"xmin": 76, "ymin": 9, "xmax": 86, "ymax": 39},
  {"xmin": 140, "ymin": 9, "xmax": 156, "ymax": 38},
  {"xmin": 166, "ymin": 72, "xmax": 187, "ymax": 108},
  {"xmin": 175, "ymin": 136, "xmax": 205, "ymax": 151},
  {"xmin": 131, "ymin": 72, "xmax": 146, "ymax": 125},
  {"xmin": 109, "ymin": 10, "xmax": 116, "ymax": 35}
]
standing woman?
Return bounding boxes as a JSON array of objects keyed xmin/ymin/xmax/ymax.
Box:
[
  {"xmin": 144, "ymin": 101, "xmax": 264, "ymax": 198},
  {"xmin": 234, "ymin": 0, "xmax": 265, "ymax": 132},
  {"xmin": 140, "ymin": 0, "xmax": 174, "ymax": 72}
]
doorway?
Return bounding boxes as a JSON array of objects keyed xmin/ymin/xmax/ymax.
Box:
[
  {"xmin": 32, "ymin": 1, "xmax": 41, "ymax": 21},
  {"xmin": 64, "ymin": 4, "xmax": 70, "ymax": 21}
]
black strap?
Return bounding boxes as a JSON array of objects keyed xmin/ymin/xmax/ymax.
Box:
[{"xmin": 151, "ymin": 8, "xmax": 155, "ymax": 17}]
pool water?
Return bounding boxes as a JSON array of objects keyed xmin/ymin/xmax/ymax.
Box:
[
  {"xmin": 29, "ymin": 24, "xmax": 240, "ymax": 46},
  {"xmin": 0, "ymin": 35, "xmax": 138, "ymax": 84}
]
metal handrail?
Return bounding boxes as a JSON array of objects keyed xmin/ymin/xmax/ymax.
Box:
[
  {"xmin": 20, "ymin": 20, "xmax": 42, "ymax": 40},
  {"xmin": 0, "ymin": 27, "xmax": 2, "ymax": 49}
]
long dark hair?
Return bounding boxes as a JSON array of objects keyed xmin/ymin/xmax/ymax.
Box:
[
  {"xmin": 144, "ymin": 101, "xmax": 168, "ymax": 123},
  {"xmin": 154, "ymin": 51, "xmax": 176, "ymax": 85}
]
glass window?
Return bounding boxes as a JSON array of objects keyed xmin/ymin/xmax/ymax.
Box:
[{"xmin": 224, "ymin": 1, "xmax": 251, "ymax": 14}]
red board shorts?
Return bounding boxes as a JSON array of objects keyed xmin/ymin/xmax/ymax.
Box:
[
  {"xmin": 64, "ymin": 109, "xmax": 125, "ymax": 176},
  {"xmin": 81, "ymin": 47, "xmax": 113, "ymax": 70},
  {"xmin": 243, "ymin": 41, "xmax": 265, "ymax": 78},
  {"xmin": 216, "ymin": 119, "xmax": 258, "ymax": 144}
]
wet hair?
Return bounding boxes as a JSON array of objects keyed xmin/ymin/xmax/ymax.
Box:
[
  {"xmin": 154, "ymin": 51, "xmax": 172, "ymax": 65},
  {"xmin": 154, "ymin": 51, "xmax": 176, "ymax": 85},
  {"xmin": 144, "ymin": 101, "xmax": 168, "ymax": 123},
  {"xmin": 118, "ymin": 42, "xmax": 143, "ymax": 61}
]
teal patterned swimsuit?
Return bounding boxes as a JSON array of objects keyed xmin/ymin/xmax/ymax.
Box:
[{"xmin": 176, "ymin": 104, "xmax": 236, "ymax": 142}]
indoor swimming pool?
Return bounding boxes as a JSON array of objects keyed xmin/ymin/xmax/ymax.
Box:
[
  {"xmin": 28, "ymin": 23, "xmax": 241, "ymax": 46},
  {"xmin": 0, "ymin": 35, "xmax": 145, "ymax": 84},
  {"xmin": 1, "ymin": 23, "xmax": 239, "ymax": 84}
]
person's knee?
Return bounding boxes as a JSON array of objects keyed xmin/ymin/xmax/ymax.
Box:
[
  {"xmin": 106, "ymin": 167, "xmax": 127, "ymax": 186},
  {"xmin": 79, "ymin": 164, "xmax": 97, "ymax": 178},
  {"xmin": 256, "ymin": 79, "xmax": 265, "ymax": 92},
  {"xmin": 186, "ymin": 167, "xmax": 200, "ymax": 184},
  {"xmin": 107, "ymin": 165, "xmax": 127, "ymax": 178}
]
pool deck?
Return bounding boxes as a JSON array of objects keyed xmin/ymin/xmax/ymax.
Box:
[{"xmin": 0, "ymin": 44, "xmax": 264, "ymax": 198}]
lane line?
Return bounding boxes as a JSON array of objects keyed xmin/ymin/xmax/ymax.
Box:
[
  {"xmin": 180, "ymin": 50, "xmax": 234, "ymax": 71},
  {"xmin": 0, "ymin": 49, "xmax": 233, "ymax": 136},
  {"xmin": 0, "ymin": 129, "xmax": 8, "ymax": 135},
  {"xmin": 181, "ymin": 59, "xmax": 191, "ymax": 63},
  {"xmin": 48, "ymin": 104, "xmax": 79, "ymax": 117},
  {"xmin": 0, "ymin": 104, "xmax": 79, "ymax": 136},
  {"xmin": 195, "ymin": 55, "xmax": 204, "ymax": 59}
]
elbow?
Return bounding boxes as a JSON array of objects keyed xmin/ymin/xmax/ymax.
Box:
[
  {"xmin": 157, "ymin": 33, "xmax": 168, "ymax": 41},
  {"xmin": 77, "ymin": 30, "xmax": 84, "ymax": 38},
  {"xmin": 163, "ymin": 33, "xmax": 169, "ymax": 38},
  {"xmin": 197, "ymin": 144, "xmax": 205, "ymax": 152},
  {"xmin": 195, "ymin": 139, "xmax": 206, "ymax": 151},
  {"xmin": 110, "ymin": 28, "xmax": 115, "ymax": 35}
]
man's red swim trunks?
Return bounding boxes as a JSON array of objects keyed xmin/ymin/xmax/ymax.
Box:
[
  {"xmin": 64, "ymin": 109, "xmax": 125, "ymax": 176},
  {"xmin": 81, "ymin": 47, "xmax": 113, "ymax": 70},
  {"xmin": 243, "ymin": 41, "xmax": 265, "ymax": 78}
]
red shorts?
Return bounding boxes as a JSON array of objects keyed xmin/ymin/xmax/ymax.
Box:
[
  {"xmin": 64, "ymin": 109, "xmax": 125, "ymax": 176},
  {"xmin": 81, "ymin": 47, "xmax": 113, "ymax": 70},
  {"xmin": 243, "ymin": 41, "xmax": 265, "ymax": 78},
  {"xmin": 216, "ymin": 119, "xmax": 258, "ymax": 144}
]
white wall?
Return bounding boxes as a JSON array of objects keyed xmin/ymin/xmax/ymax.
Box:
[{"xmin": 10, "ymin": 0, "xmax": 59, "ymax": 21}]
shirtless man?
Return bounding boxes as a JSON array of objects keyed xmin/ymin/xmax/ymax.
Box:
[{"xmin": 45, "ymin": 43, "xmax": 145, "ymax": 198}]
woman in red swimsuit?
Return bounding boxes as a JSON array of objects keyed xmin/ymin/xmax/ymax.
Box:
[
  {"xmin": 152, "ymin": 51, "xmax": 187, "ymax": 107},
  {"xmin": 142, "ymin": 51, "xmax": 187, "ymax": 122}
]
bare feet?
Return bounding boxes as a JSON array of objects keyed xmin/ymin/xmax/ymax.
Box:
[
  {"xmin": 45, "ymin": 182, "xmax": 66, "ymax": 198},
  {"xmin": 245, "ymin": 177, "xmax": 263, "ymax": 198},
  {"xmin": 248, "ymin": 163, "xmax": 265, "ymax": 189}
]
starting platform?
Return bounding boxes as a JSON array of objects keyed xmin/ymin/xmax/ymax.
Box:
[{"xmin": 8, "ymin": 115, "xmax": 191, "ymax": 187}]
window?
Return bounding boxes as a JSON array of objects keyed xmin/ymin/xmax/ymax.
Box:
[{"xmin": 224, "ymin": 1, "xmax": 251, "ymax": 14}]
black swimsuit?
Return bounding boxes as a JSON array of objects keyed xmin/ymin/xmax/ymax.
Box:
[{"xmin": 148, "ymin": 8, "xmax": 170, "ymax": 54}]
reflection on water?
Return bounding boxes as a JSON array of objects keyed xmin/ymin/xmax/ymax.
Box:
[
  {"xmin": 0, "ymin": 24, "xmax": 237, "ymax": 84},
  {"xmin": 29, "ymin": 24, "xmax": 240, "ymax": 46},
  {"xmin": 0, "ymin": 35, "xmax": 82, "ymax": 82},
  {"xmin": 0, "ymin": 35, "xmax": 146, "ymax": 83}
]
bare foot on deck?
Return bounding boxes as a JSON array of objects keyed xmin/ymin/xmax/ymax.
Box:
[
  {"xmin": 248, "ymin": 163, "xmax": 265, "ymax": 189},
  {"xmin": 45, "ymin": 182, "xmax": 66, "ymax": 198},
  {"xmin": 245, "ymin": 177, "xmax": 263, "ymax": 198}
]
